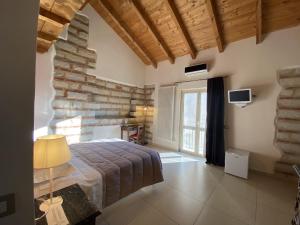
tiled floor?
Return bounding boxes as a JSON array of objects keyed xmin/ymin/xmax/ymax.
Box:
[{"xmin": 97, "ymin": 148, "xmax": 297, "ymax": 225}]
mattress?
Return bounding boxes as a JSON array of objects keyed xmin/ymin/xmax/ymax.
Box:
[
  {"xmin": 34, "ymin": 139, "xmax": 164, "ymax": 209},
  {"xmin": 70, "ymin": 139, "xmax": 164, "ymax": 208}
]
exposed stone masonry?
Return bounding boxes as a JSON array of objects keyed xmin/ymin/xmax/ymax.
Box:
[
  {"xmin": 275, "ymin": 66, "xmax": 300, "ymax": 175},
  {"xmin": 144, "ymin": 85, "xmax": 155, "ymax": 144},
  {"xmin": 50, "ymin": 13, "xmax": 154, "ymax": 144}
]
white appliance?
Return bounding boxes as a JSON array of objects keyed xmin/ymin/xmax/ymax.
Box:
[
  {"xmin": 184, "ymin": 64, "xmax": 208, "ymax": 76},
  {"xmin": 225, "ymin": 149, "xmax": 250, "ymax": 179}
]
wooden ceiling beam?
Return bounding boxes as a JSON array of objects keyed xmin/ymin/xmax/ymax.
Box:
[
  {"xmin": 37, "ymin": 45, "xmax": 49, "ymax": 53},
  {"xmin": 256, "ymin": 0, "xmax": 262, "ymax": 44},
  {"xmin": 39, "ymin": 7, "xmax": 70, "ymax": 25},
  {"xmin": 165, "ymin": 0, "xmax": 197, "ymax": 59},
  {"xmin": 205, "ymin": 0, "xmax": 224, "ymax": 52},
  {"xmin": 38, "ymin": 31, "xmax": 57, "ymax": 42},
  {"xmin": 92, "ymin": 0, "xmax": 157, "ymax": 68},
  {"xmin": 131, "ymin": 0, "xmax": 175, "ymax": 64}
]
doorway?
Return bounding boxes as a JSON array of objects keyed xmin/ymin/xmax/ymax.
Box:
[{"xmin": 180, "ymin": 90, "xmax": 207, "ymax": 156}]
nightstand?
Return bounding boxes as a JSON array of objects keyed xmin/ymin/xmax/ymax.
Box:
[{"xmin": 35, "ymin": 184, "xmax": 101, "ymax": 225}]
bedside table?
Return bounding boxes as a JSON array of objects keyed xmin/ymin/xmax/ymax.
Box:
[{"xmin": 35, "ymin": 184, "xmax": 101, "ymax": 225}]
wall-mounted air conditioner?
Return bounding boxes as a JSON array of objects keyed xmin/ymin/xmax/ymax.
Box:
[{"xmin": 184, "ymin": 64, "xmax": 208, "ymax": 76}]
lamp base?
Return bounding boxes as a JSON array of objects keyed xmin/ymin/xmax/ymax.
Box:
[
  {"xmin": 39, "ymin": 196, "xmax": 69, "ymax": 225},
  {"xmin": 39, "ymin": 196, "xmax": 63, "ymax": 212}
]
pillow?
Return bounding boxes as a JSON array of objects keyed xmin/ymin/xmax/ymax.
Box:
[{"xmin": 34, "ymin": 163, "xmax": 76, "ymax": 184}]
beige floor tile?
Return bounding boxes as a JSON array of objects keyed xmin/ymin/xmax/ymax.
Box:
[
  {"xmin": 219, "ymin": 174, "xmax": 257, "ymax": 201},
  {"xmin": 102, "ymin": 191, "xmax": 148, "ymax": 225},
  {"xmin": 207, "ymin": 185, "xmax": 256, "ymax": 224},
  {"xmin": 128, "ymin": 204, "xmax": 178, "ymax": 225},
  {"xmin": 141, "ymin": 182, "xmax": 173, "ymax": 204},
  {"xmin": 143, "ymin": 187, "xmax": 205, "ymax": 225},
  {"xmin": 256, "ymin": 177, "xmax": 296, "ymax": 213},
  {"xmin": 194, "ymin": 205, "xmax": 250, "ymax": 225},
  {"xmin": 256, "ymin": 190, "xmax": 295, "ymax": 214},
  {"xmin": 166, "ymin": 176, "xmax": 217, "ymax": 202},
  {"xmin": 255, "ymin": 202, "xmax": 294, "ymax": 225}
]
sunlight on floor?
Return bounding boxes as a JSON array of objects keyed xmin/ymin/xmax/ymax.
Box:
[{"xmin": 159, "ymin": 152, "xmax": 202, "ymax": 164}]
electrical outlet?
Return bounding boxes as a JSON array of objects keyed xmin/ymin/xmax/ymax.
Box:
[{"xmin": 0, "ymin": 194, "xmax": 15, "ymax": 218}]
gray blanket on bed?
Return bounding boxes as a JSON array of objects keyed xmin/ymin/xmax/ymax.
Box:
[{"xmin": 69, "ymin": 141, "xmax": 164, "ymax": 208}]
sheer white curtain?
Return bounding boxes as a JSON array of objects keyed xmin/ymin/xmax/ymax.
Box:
[{"xmin": 157, "ymin": 86, "xmax": 176, "ymax": 141}]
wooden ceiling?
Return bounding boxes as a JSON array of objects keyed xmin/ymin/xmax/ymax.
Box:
[
  {"xmin": 37, "ymin": 0, "xmax": 88, "ymax": 52},
  {"xmin": 37, "ymin": 0, "xmax": 300, "ymax": 68},
  {"xmin": 89, "ymin": 0, "xmax": 300, "ymax": 68}
]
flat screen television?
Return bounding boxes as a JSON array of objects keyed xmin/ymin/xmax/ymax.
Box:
[{"xmin": 228, "ymin": 89, "xmax": 252, "ymax": 104}]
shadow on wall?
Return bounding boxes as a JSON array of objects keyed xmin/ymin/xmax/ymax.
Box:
[
  {"xmin": 251, "ymin": 83, "xmax": 276, "ymax": 103},
  {"xmin": 189, "ymin": 58, "xmax": 216, "ymax": 70},
  {"xmin": 249, "ymin": 152, "xmax": 278, "ymax": 172}
]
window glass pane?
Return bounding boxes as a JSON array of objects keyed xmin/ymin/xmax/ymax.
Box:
[
  {"xmin": 183, "ymin": 93, "xmax": 197, "ymax": 127},
  {"xmin": 198, "ymin": 130, "xmax": 206, "ymax": 155},
  {"xmin": 199, "ymin": 92, "xmax": 207, "ymax": 155},
  {"xmin": 183, "ymin": 128, "xmax": 195, "ymax": 152},
  {"xmin": 199, "ymin": 92, "xmax": 207, "ymax": 129}
]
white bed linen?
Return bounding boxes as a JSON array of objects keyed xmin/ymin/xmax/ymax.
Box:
[{"xmin": 34, "ymin": 156, "xmax": 103, "ymax": 209}]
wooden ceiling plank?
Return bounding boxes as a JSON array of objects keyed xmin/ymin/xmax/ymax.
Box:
[
  {"xmin": 80, "ymin": 0, "xmax": 92, "ymax": 10},
  {"xmin": 205, "ymin": 0, "xmax": 224, "ymax": 52},
  {"xmin": 131, "ymin": 0, "xmax": 175, "ymax": 64},
  {"xmin": 39, "ymin": 7, "xmax": 70, "ymax": 25},
  {"xmin": 92, "ymin": 0, "xmax": 157, "ymax": 68},
  {"xmin": 38, "ymin": 31, "xmax": 57, "ymax": 42},
  {"xmin": 164, "ymin": 0, "xmax": 197, "ymax": 59},
  {"xmin": 256, "ymin": 0, "xmax": 262, "ymax": 44}
]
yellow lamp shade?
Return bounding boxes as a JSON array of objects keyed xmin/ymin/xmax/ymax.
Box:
[{"xmin": 34, "ymin": 135, "xmax": 71, "ymax": 169}]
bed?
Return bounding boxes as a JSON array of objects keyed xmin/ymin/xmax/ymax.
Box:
[{"xmin": 34, "ymin": 139, "xmax": 164, "ymax": 209}]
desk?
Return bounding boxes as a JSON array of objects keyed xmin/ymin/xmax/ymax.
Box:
[{"xmin": 121, "ymin": 123, "xmax": 145, "ymax": 145}]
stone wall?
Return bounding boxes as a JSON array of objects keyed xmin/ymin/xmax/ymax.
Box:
[
  {"xmin": 275, "ymin": 66, "xmax": 300, "ymax": 175},
  {"xmin": 50, "ymin": 13, "xmax": 154, "ymax": 144},
  {"xmin": 144, "ymin": 85, "xmax": 155, "ymax": 144}
]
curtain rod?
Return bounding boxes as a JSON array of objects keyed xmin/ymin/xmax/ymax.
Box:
[{"xmin": 160, "ymin": 75, "xmax": 229, "ymax": 87}]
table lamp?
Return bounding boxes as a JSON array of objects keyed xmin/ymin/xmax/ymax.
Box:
[{"xmin": 34, "ymin": 134, "xmax": 71, "ymax": 211}]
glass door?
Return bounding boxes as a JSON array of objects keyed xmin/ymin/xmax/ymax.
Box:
[{"xmin": 180, "ymin": 90, "xmax": 207, "ymax": 156}]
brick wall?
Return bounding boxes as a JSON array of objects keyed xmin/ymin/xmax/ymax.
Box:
[{"xmin": 50, "ymin": 13, "xmax": 154, "ymax": 144}]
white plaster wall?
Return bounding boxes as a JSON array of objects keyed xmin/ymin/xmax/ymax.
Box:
[
  {"xmin": 145, "ymin": 26, "xmax": 300, "ymax": 173},
  {"xmin": 82, "ymin": 5, "xmax": 145, "ymax": 88},
  {"xmin": 34, "ymin": 47, "xmax": 55, "ymax": 139}
]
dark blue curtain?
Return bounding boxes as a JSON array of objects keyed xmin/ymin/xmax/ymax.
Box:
[{"xmin": 206, "ymin": 77, "xmax": 225, "ymax": 166}]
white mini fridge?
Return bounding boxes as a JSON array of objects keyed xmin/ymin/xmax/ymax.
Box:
[{"xmin": 224, "ymin": 149, "xmax": 250, "ymax": 179}]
